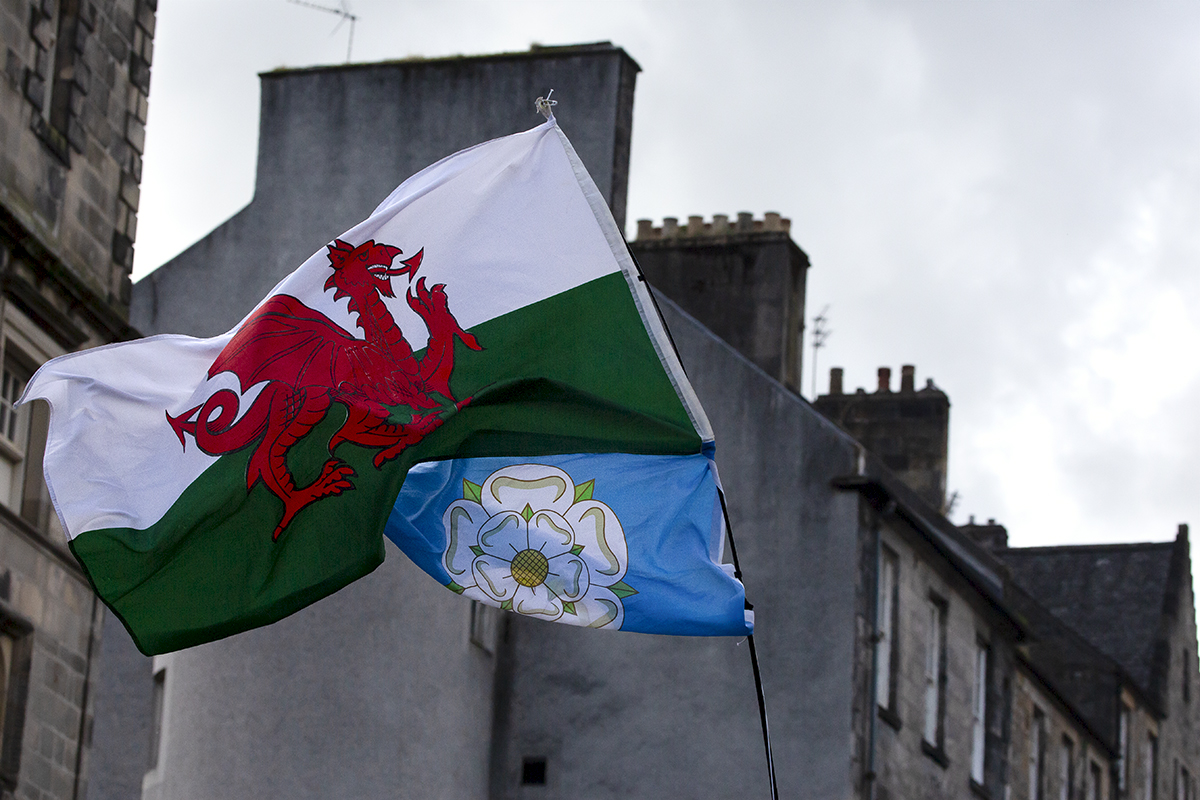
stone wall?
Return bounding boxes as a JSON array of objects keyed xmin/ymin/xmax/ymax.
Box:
[
  {"xmin": 0, "ymin": 1, "xmax": 152, "ymax": 797},
  {"xmin": 0, "ymin": 514, "xmax": 100, "ymax": 800},
  {"xmin": 1007, "ymin": 668, "xmax": 1113, "ymax": 800},
  {"xmin": 863, "ymin": 516, "xmax": 1015, "ymax": 800},
  {"xmin": 1, "ymin": 0, "xmax": 154, "ymax": 308}
]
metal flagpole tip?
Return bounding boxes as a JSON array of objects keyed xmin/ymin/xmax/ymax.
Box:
[{"xmin": 535, "ymin": 89, "xmax": 558, "ymax": 120}]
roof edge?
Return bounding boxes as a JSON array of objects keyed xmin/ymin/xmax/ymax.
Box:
[{"xmin": 258, "ymin": 42, "xmax": 641, "ymax": 79}]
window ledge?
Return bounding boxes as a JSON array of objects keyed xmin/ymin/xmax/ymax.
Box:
[
  {"xmin": 969, "ymin": 778, "xmax": 990, "ymax": 800},
  {"xmin": 877, "ymin": 706, "xmax": 902, "ymax": 732},
  {"xmin": 0, "ymin": 437, "xmax": 22, "ymax": 463},
  {"xmin": 921, "ymin": 740, "xmax": 949, "ymax": 769}
]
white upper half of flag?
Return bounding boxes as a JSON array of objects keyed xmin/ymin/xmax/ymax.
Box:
[
  {"xmin": 241, "ymin": 120, "xmax": 622, "ymax": 351},
  {"xmin": 22, "ymin": 118, "xmax": 710, "ymax": 540}
]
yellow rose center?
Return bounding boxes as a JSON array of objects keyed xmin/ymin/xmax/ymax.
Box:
[{"xmin": 510, "ymin": 548, "xmax": 550, "ymax": 588}]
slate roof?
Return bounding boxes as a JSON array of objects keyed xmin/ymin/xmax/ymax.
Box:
[{"xmin": 999, "ymin": 539, "xmax": 1181, "ymax": 709}]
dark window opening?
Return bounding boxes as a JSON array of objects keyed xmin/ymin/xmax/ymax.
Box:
[
  {"xmin": 1185, "ymin": 649, "xmax": 1191, "ymax": 704},
  {"xmin": 148, "ymin": 668, "xmax": 165, "ymax": 771},
  {"xmin": 521, "ymin": 757, "xmax": 547, "ymax": 786}
]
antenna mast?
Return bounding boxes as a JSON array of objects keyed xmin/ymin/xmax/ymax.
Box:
[
  {"xmin": 810, "ymin": 305, "xmax": 830, "ymax": 399},
  {"xmin": 287, "ymin": 0, "xmax": 358, "ymax": 63}
]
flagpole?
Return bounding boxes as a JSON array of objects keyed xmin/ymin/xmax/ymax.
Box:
[{"xmin": 625, "ymin": 242, "xmax": 780, "ymax": 800}]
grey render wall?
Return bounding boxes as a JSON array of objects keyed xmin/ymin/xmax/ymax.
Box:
[
  {"xmin": 129, "ymin": 43, "xmax": 639, "ymax": 339},
  {"xmin": 489, "ymin": 296, "xmax": 864, "ymax": 800},
  {"xmin": 95, "ymin": 46, "xmax": 640, "ymax": 800},
  {"xmin": 142, "ymin": 555, "xmax": 500, "ymax": 800},
  {"xmin": 87, "ymin": 622, "xmax": 152, "ymax": 800}
]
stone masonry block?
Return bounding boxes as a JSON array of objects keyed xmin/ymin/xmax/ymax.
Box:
[
  {"xmin": 118, "ymin": 170, "xmax": 138, "ymax": 209},
  {"xmin": 101, "ymin": 24, "xmax": 129, "ymax": 63},
  {"xmin": 23, "ymin": 752, "xmax": 52, "ymax": 793},
  {"xmin": 51, "ymin": 764, "xmax": 74, "ymax": 798},
  {"xmin": 5, "ymin": 48, "xmax": 21, "ymax": 87},
  {"xmin": 128, "ymin": 53, "xmax": 149, "ymax": 92},
  {"xmin": 112, "ymin": 6, "xmax": 133, "ymax": 40},
  {"xmin": 136, "ymin": 0, "xmax": 154, "ymax": 36},
  {"xmin": 67, "ymin": 117, "xmax": 85, "ymax": 153},
  {"xmin": 124, "ymin": 112, "xmax": 143, "ymax": 152}
]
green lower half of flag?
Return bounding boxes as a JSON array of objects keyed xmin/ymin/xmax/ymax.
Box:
[{"xmin": 73, "ymin": 272, "xmax": 701, "ymax": 655}]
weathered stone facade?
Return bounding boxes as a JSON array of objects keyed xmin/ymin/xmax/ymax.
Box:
[{"xmin": 0, "ymin": 0, "xmax": 151, "ymax": 797}]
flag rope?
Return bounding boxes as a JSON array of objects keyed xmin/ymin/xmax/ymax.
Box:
[
  {"xmin": 719, "ymin": 488, "xmax": 781, "ymax": 800},
  {"xmin": 626, "ymin": 243, "xmax": 780, "ymax": 800}
]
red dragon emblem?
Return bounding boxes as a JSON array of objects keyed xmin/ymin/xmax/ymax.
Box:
[{"xmin": 167, "ymin": 238, "xmax": 482, "ymax": 539}]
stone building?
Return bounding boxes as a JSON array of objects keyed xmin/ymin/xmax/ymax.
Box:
[
  {"xmin": 0, "ymin": 0, "xmax": 154, "ymax": 798},
  {"xmin": 802, "ymin": 364, "xmax": 1200, "ymax": 800}
]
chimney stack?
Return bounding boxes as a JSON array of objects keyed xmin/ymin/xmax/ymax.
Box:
[
  {"xmin": 813, "ymin": 364, "xmax": 950, "ymax": 510},
  {"xmin": 960, "ymin": 517, "xmax": 1009, "ymax": 551}
]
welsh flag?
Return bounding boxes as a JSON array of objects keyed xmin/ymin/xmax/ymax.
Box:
[{"xmin": 23, "ymin": 119, "xmax": 751, "ymax": 655}]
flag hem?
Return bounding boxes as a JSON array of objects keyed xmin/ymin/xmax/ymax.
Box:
[{"xmin": 548, "ymin": 123, "xmax": 714, "ymax": 444}]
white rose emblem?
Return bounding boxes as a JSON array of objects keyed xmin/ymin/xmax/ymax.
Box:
[{"xmin": 441, "ymin": 464, "xmax": 636, "ymax": 629}]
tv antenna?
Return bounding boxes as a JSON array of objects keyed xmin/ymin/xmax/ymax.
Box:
[
  {"xmin": 287, "ymin": 0, "xmax": 358, "ymax": 63},
  {"xmin": 810, "ymin": 305, "xmax": 831, "ymax": 399}
]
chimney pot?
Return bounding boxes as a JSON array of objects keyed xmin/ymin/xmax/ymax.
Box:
[
  {"xmin": 636, "ymin": 219, "xmax": 654, "ymax": 240},
  {"xmin": 764, "ymin": 212, "xmax": 782, "ymax": 231},
  {"xmin": 712, "ymin": 214, "xmax": 730, "ymax": 234},
  {"xmin": 901, "ymin": 365, "xmax": 915, "ymax": 393},
  {"xmin": 829, "ymin": 367, "xmax": 844, "ymax": 395},
  {"xmin": 1180, "ymin": 523, "xmax": 1189, "ymax": 538},
  {"xmin": 663, "ymin": 217, "xmax": 679, "ymax": 237},
  {"xmin": 736, "ymin": 212, "xmax": 753, "ymax": 232},
  {"xmin": 687, "ymin": 215, "xmax": 704, "ymax": 235},
  {"xmin": 877, "ymin": 367, "xmax": 891, "ymax": 393},
  {"xmin": 781, "ymin": 217, "xmax": 791, "ymax": 232},
  {"xmin": 987, "ymin": 518, "xmax": 995, "ymax": 525}
]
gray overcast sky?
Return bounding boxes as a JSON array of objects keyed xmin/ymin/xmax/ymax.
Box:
[{"xmin": 134, "ymin": 1, "xmax": 1200, "ymax": 555}]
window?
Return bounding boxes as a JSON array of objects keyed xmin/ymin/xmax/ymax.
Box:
[
  {"xmin": 1177, "ymin": 764, "xmax": 1190, "ymax": 800},
  {"xmin": 971, "ymin": 640, "xmax": 989, "ymax": 785},
  {"xmin": 1184, "ymin": 650, "xmax": 1191, "ymax": 704},
  {"xmin": 0, "ymin": 359, "xmax": 31, "ymax": 510},
  {"xmin": 0, "ymin": 607, "xmax": 34, "ymax": 792},
  {"xmin": 1145, "ymin": 733, "xmax": 1157, "ymax": 800},
  {"xmin": 148, "ymin": 668, "xmax": 165, "ymax": 771},
  {"xmin": 1091, "ymin": 760, "xmax": 1104, "ymax": 800},
  {"xmin": 0, "ymin": 349, "xmax": 58, "ymax": 537},
  {"xmin": 876, "ymin": 546, "xmax": 899, "ymax": 716},
  {"xmin": 1030, "ymin": 707, "xmax": 1046, "ymax": 800},
  {"xmin": 1061, "ymin": 738, "xmax": 1075, "ymax": 800},
  {"xmin": 923, "ymin": 595, "xmax": 948, "ymax": 749},
  {"xmin": 521, "ymin": 757, "xmax": 547, "ymax": 786},
  {"xmin": 1119, "ymin": 705, "xmax": 1131, "ymax": 796},
  {"xmin": 469, "ymin": 600, "xmax": 498, "ymax": 653}
]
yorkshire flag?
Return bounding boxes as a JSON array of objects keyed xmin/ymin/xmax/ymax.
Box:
[{"xmin": 23, "ymin": 116, "xmax": 751, "ymax": 655}]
